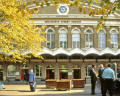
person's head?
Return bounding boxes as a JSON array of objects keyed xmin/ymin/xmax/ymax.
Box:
[
  {"xmin": 104, "ymin": 64, "xmax": 108, "ymax": 68},
  {"xmin": 107, "ymin": 64, "xmax": 112, "ymax": 68},
  {"xmin": 99, "ymin": 64, "xmax": 104, "ymax": 68},
  {"xmin": 92, "ymin": 64, "xmax": 96, "ymax": 69},
  {"xmin": 29, "ymin": 69, "xmax": 33, "ymax": 72}
]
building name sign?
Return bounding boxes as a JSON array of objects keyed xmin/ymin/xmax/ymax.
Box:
[
  {"xmin": 34, "ymin": 20, "xmax": 97, "ymax": 25},
  {"xmin": 34, "ymin": 20, "xmax": 120, "ymax": 26}
]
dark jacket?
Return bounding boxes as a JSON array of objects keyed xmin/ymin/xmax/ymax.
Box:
[
  {"xmin": 24, "ymin": 72, "xmax": 29, "ymax": 81},
  {"xmin": 29, "ymin": 72, "xmax": 35, "ymax": 82},
  {"xmin": 90, "ymin": 68, "xmax": 97, "ymax": 82},
  {"xmin": 98, "ymin": 68, "xmax": 104, "ymax": 78}
]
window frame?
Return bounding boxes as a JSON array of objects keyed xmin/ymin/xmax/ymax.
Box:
[
  {"xmin": 59, "ymin": 28, "xmax": 67, "ymax": 48},
  {"xmin": 111, "ymin": 30, "xmax": 118, "ymax": 49},
  {"xmin": 72, "ymin": 28, "xmax": 80, "ymax": 48},
  {"xmin": 46, "ymin": 28, "xmax": 55, "ymax": 49},
  {"xmin": 85, "ymin": 29, "xmax": 93, "ymax": 48},
  {"xmin": 98, "ymin": 30, "xmax": 106, "ymax": 49}
]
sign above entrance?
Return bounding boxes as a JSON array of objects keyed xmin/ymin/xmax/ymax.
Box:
[{"xmin": 57, "ymin": 4, "xmax": 69, "ymax": 15}]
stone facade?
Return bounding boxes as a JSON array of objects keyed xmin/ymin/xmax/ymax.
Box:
[{"xmin": 0, "ymin": 4, "xmax": 120, "ymax": 81}]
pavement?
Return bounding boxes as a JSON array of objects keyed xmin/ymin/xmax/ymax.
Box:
[{"xmin": 0, "ymin": 80, "xmax": 119, "ymax": 96}]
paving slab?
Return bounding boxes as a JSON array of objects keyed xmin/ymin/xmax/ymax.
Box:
[{"xmin": 0, "ymin": 82, "xmax": 119, "ymax": 96}]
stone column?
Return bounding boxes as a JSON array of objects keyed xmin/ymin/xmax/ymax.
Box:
[
  {"xmin": 67, "ymin": 25, "xmax": 72, "ymax": 48},
  {"xmin": 80, "ymin": 26, "xmax": 85, "ymax": 48},
  {"xmin": 93, "ymin": 26, "xmax": 98, "ymax": 48},
  {"xmin": 55, "ymin": 63, "xmax": 59, "ymax": 80},
  {"xmin": 68, "ymin": 62, "xmax": 73, "ymax": 79},
  {"xmin": 106, "ymin": 26, "xmax": 111, "ymax": 48},
  {"xmin": 81, "ymin": 63, "xmax": 86, "ymax": 79},
  {"xmin": 55, "ymin": 25, "xmax": 59, "ymax": 48},
  {"xmin": 42, "ymin": 63, "xmax": 46, "ymax": 79},
  {"xmin": 3, "ymin": 61, "xmax": 7, "ymax": 81}
]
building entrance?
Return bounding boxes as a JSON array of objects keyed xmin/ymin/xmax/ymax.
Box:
[
  {"xmin": 46, "ymin": 69, "xmax": 55, "ymax": 79},
  {"xmin": 21, "ymin": 69, "xmax": 29, "ymax": 81},
  {"xmin": 73, "ymin": 69, "xmax": 81, "ymax": 79},
  {"xmin": 59, "ymin": 69, "xmax": 68, "ymax": 79}
]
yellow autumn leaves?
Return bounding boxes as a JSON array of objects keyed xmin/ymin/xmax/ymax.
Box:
[
  {"xmin": 0, "ymin": 0, "xmax": 46, "ymax": 62},
  {"xmin": 0, "ymin": 0, "xmax": 119, "ymax": 62}
]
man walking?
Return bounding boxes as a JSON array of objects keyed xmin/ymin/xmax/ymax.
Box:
[
  {"xmin": 28, "ymin": 69, "xmax": 36, "ymax": 92},
  {"xmin": 102, "ymin": 64, "xmax": 116, "ymax": 96},
  {"xmin": 90, "ymin": 65, "xmax": 97, "ymax": 95}
]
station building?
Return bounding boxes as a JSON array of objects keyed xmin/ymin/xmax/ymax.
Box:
[{"xmin": 0, "ymin": 3, "xmax": 120, "ymax": 81}]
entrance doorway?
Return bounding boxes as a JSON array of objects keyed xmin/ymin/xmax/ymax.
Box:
[
  {"xmin": 21, "ymin": 69, "xmax": 29, "ymax": 80},
  {"xmin": 46, "ymin": 69, "xmax": 55, "ymax": 79},
  {"xmin": 59, "ymin": 69, "xmax": 68, "ymax": 79},
  {"xmin": 0, "ymin": 69, "xmax": 3, "ymax": 81},
  {"xmin": 73, "ymin": 69, "xmax": 81, "ymax": 79}
]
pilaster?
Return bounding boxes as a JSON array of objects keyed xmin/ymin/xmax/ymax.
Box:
[
  {"xmin": 80, "ymin": 25, "xmax": 85, "ymax": 48},
  {"xmin": 67, "ymin": 25, "xmax": 72, "ymax": 48},
  {"xmin": 55, "ymin": 25, "xmax": 59, "ymax": 48},
  {"xmin": 106, "ymin": 26, "xmax": 111, "ymax": 48},
  {"xmin": 93, "ymin": 26, "xmax": 98, "ymax": 48}
]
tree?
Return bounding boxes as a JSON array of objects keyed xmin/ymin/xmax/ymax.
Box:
[{"xmin": 0, "ymin": 0, "xmax": 46, "ymax": 62}]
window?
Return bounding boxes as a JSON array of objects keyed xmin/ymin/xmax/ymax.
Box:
[
  {"xmin": 85, "ymin": 29, "xmax": 93, "ymax": 48},
  {"xmin": 34, "ymin": 65, "xmax": 42, "ymax": 78},
  {"xmin": 59, "ymin": 28, "xmax": 67, "ymax": 48},
  {"xmin": 98, "ymin": 30, "xmax": 106, "ymax": 48},
  {"xmin": 7, "ymin": 65, "xmax": 16, "ymax": 77},
  {"xmin": 111, "ymin": 30, "xmax": 118, "ymax": 48},
  {"xmin": 46, "ymin": 29, "xmax": 54, "ymax": 49},
  {"xmin": 72, "ymin": 29, "xmax": 80, "ymax": 48}
]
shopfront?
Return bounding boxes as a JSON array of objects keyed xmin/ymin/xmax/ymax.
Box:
[{"xmin": 46, "ymin": 65, "xmax": 55, "ymax": 79}]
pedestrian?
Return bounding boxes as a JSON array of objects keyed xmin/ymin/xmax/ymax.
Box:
[
  {"xmin": 28, "ymin": 69, "xmax": 36, "ymax": 92},
  {"xmin": 98, "ymin": 64, "xmax": 104, "ymax": 94},
  {"xmin": 90, "ymin": 64, "xmax": 97, "ymax": 95},
  {"xmin": 102, "ymin": 64, "xmax": 116, "ymax": 96}
]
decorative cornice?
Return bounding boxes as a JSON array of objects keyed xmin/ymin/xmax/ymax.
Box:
[{"xmin": 24, "ymin": 48, "xmax": 120, "ymax": 56}]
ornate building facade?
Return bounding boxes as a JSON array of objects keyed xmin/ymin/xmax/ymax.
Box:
[{"xmin": 0, "ymin": 4, "xmax": 120, "ymax": 81}]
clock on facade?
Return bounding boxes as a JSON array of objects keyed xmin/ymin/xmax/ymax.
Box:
[{"xmin": 57, "ymin": 4, "xmax": 69, "ymax": 15}]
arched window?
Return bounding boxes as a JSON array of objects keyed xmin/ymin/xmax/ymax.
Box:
[
  {"xmin": 85, "ymin": 29, "xmax": 93, "ymax": 48},
  {"xmin": 98, "ymin": 30, "xmax": 106, "ymax": 48},
  {"xmin": 59, "ymin": 28, "xmax": 67, "ymax": 48},
  {"xmin": 72, "ymin": 29, "xmax": 80, "ymax": 48},
  {"xmin": 111, "ymin": 30, "xmax": 118, "ymax": 48},
  {"xmin": 46, "ymin": 28, "xmax": 55, "ymax": 49}
]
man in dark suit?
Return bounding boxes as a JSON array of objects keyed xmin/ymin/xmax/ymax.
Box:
[
  {"xmin": 98, "ymin": 64, "xmax": 104, "ymax": 94},
  {"xmin": 90, "ymin": 65, "xmax": 97, "ymax": 95}
]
